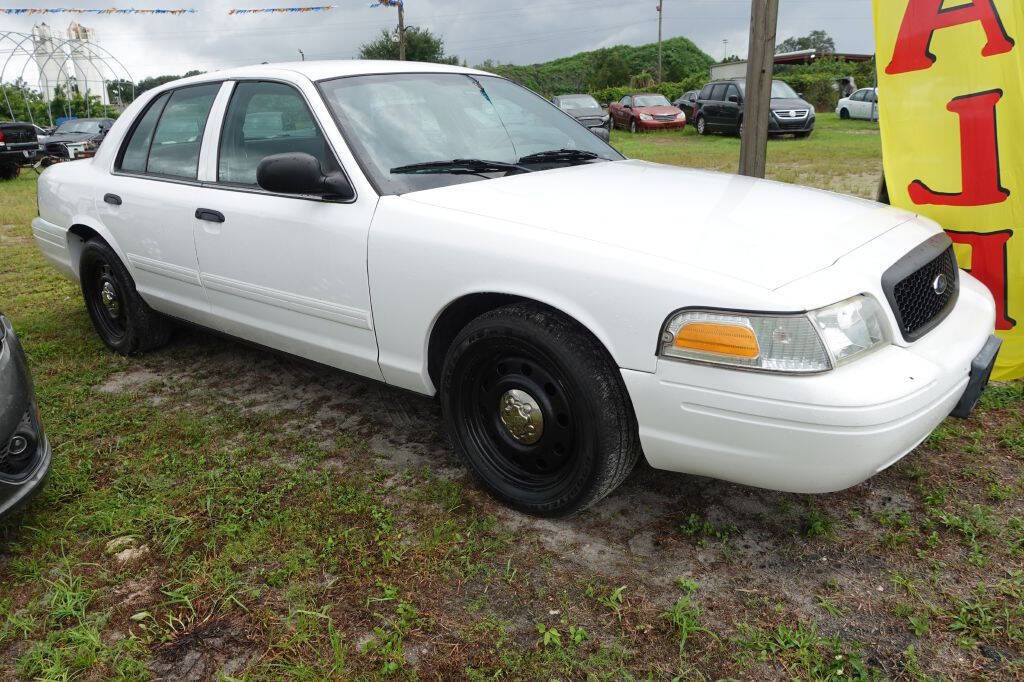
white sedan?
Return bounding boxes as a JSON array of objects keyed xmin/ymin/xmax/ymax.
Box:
[
  {"xmin": 837, "ymin": 87, "xmax": 880, "ymax": 121},
  {"xmin": 32, "ymin": 61, "xmax": 999, "ymax": 516}
]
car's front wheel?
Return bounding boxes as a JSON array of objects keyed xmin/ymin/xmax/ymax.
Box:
[
  {"xmin": 629, "ymin": 119, "xmax": 638, "ymax": 134},
  {"xmin": 440, "ymin": 303, "xmax": 640, "ymax": 517},
  {"xmin": 80, "ymin": 239, "xmax": 170, "ymax": 354},
  {"xmin": 695, "ymin": 115, "xmax": 707, "ymax": 135},
  {"xmin": 839, "ymin": 108, "xmax": 850, "ymax": 120}
]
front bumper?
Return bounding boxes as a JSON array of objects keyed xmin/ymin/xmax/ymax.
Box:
[
  {"xmin": 636, "ymin": 119, "xmax": 686, "ymax": 131},
  {"xmin": 622, "ymin": 275, "xmax": 996, "ymax": 493},
  {"xmin": 769, "ymin": 115, "xmax": 815, "ymax": 134},
  {"xmin": 0, "ymin": 435, "xmax": 51, "ymax": 519}
]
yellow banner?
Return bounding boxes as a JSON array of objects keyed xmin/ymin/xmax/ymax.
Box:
[{"xmin": 874, "ymin": 0, "xmax": 1024, "ymax": 380}]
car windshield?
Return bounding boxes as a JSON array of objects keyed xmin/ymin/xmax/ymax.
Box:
[
  {"xmin": 318, "ymin": 73, "xmax": 621, "ymax": 195},
  {"xmin": 633, "ymin": 95, "xmax": 670, "ymax": 107},
  {"xmin": 55, "ymin": 120, "xmax": 103, "ymax": 134},
  {"xmin": 735, "ymin": 80, "xmax": 799, "ymax": 99},
  {"xmin": 556, "ymin": 95, "xmax": 599, "ymax": 110}
]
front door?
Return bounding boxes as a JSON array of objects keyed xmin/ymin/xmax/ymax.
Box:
[
  {"xmin": 190, "ymin": 79, "xmax": 383, "ymax": 380},
  {"xmin": 722, "ymin": 83, "xmax": 742, "ymax": 130}
]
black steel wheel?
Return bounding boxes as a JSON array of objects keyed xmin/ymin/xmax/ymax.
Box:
[
  {"xmin": 840, "ymin": 108, "xmax": 850, "ymax": 120},
  {"xmin": 441, "ymin": 303, "xmax": 640, "ymax": 517},
  {"xmin": 79, "ymin": 239, "xmax": 170, "ymax": 354}
]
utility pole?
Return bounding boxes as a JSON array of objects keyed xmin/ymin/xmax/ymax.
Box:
[
  {"xmin": 722, "ymin": 38, "xmax": 728, "ymax": 61},
  {"xmin": 738, "ymin": 0, "xmax": 779, "ymax": 178},
  {"xmin": 298, "ymin": 49, "xmax": 305, "ymax": 61},
  {"xmin": 656, "ymin": 0, "xmax": 663, "ymax": 83},
  {"xmin": 397, "ymin": 2, "xmax": 406, "ymax": 61}
]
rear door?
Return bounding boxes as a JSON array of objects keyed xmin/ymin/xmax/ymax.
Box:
[
  {"xmin": 188, "ymin": 79, "xmax": 383, "ymax": 380},
  {"xmin": 705, "ymin": 83, "xmax": 728, "ymax": 128},
  {"xmin": 98, "ymin": 83, "xmax": 222, "ymax": 326}
]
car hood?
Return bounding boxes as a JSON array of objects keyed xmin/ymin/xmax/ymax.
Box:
[
  {"xmin": 402, "ymin": 160, "xmax": 915, "ymax": 290},
  {"xmin": 635, "ymin": 105, "xmax": 681, "ymax": 116},
  {"xmin": 46, "ymin": 132, "xmax": 98, "ymax": 144},
  {"xmin": 563, "ymin": 107, "xmax": 606, "ymax": 119},
  {"xmin": 770, "ymin": 97, "xmax": 813, "ymax": 111}
]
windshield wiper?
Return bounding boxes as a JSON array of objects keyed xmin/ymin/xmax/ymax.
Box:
[
  {"xmin": 518, "ymin": 149, "xmax": 600, "ymax": 164},
  {"xmin": 390, "ymin": 159, "xmax": 529, "ymax": 176}
]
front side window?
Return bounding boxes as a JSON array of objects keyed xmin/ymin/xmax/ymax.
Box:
[
  {"xmin": 710, "ymin": 84, "xmax": 728, "ymax": 101},
  {"xmin": 852, "ymin": 90, "xmax": 867, "ymax": 102},
  {"xmin": 319, "ymin": 73, "xmax": 621, "ymax": 195},
  {"xmin": 619, "ymin": 95, "xmax": 631, "ymax": 106},
  {"xmin": 146, "ymin": 83, "xmax": 220, "ymax": 179},
  {"xmin": 725, "ymin": 85, "xmax": 741, "ymax": 102},
  {"xmin": 218, "ymin": 81, "xmax": 335, "ymax": 186}
]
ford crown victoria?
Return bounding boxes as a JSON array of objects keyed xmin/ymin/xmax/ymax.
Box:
[{"xmin": 32, "ymin": 61, "xmax": 1000, "ymax": 516}]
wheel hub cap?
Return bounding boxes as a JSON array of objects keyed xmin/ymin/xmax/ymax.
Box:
[
  {"xmin": 100, "ymin": 280, "xmax": 120, "ymax": 317},
  {"xmin": 498, "ymin": 389, "xmax": 544, "ymax": 445}
]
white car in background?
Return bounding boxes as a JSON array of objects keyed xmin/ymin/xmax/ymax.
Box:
[
  {"xmin": 32, "ymin": 61, "xmax": 999, "ymax": 517},
  {"xmin": 837, "ymin": 87, "xmax": 879, "ymax": 121}
]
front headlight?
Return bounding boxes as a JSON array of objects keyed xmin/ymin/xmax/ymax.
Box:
[
  {"xmin": 676, "ymin": 112, "xmax": 686, "ymax": 121},
  {"xmin": 658, "ymin": 295, "xmax": 889, "ymax": 373},
  {"xmin": 639, "ymin": 113, "xmax": 653, "ymax": 121}
]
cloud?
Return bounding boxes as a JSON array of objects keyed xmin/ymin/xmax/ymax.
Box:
[{"xmin": 1, "ymin": 0, "xmax": 874, "ymax": 81}]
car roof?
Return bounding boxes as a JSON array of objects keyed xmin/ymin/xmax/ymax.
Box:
[{"xmin": 165, "ymin": 59, "xmax": 488, "ymax": 88}]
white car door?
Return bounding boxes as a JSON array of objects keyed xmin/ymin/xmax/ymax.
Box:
[
  {"xmin": 188, "ymin": 78, "xmax": 383, "ymax": 381},
  {"xmin": 852, "ymin": 90, "xmax": 872, "ymax": 120},
  {"xmin": 97, "ymin": 83, "xmax": 222, "ymax": 326}
]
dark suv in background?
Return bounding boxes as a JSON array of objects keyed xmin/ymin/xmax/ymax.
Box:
[
  {"xmin": 0, "ymin": 121, "xmax": 39, "ymax": 180},
  {"xmin": 692, "ymin": 78, "xmax": 815, "ymax": 138}
]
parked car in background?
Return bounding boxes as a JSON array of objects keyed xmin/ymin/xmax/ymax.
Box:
[
  {"xmin": 552, "ymin": 94, "xmax": 611, "ymax": 140},
  {"xmin": 672, "ymin": 89, "xmax": 700, "ymax": 121},
  {"xmin": 837, "ymin": 87, "xmax": 879, "ymax": 121},
  {"xmin": 0, "ymin": 312, "xmax": 51, "ymax": 520},
  {"xmin": 32, "ymin": 61, "xmax": 1000, "ymax": 517},
  {"xmin": 608, "ymin": 93, "xmax": 686, "ymax": 133},
  {"xmin": 0, "ymin": 121, "xmax": 39, "ymax": 179},
  {"xmin": 692, "ymin": 79, "xmax": 815, "ymax": 138},
  {"xmin": 43, "ymin": 117, "xmax": 114, "ymax": 160},
  {"xmin": 31, "ymin": 123, "xmax": 55, "ymax": 150}
]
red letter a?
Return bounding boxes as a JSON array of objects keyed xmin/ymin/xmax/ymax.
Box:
[
  {"xmin": 886, "ymin": 0, "xmax": 1014, "ymax": 75},
  {"xmin": 908, "ymin": 90, "xmax": 1009, "ymax": 207}
]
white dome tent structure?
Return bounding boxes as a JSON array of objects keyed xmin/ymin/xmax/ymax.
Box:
[{"xmin": 1, "ymin": 24, "xmax": 134, "ymax": 128}]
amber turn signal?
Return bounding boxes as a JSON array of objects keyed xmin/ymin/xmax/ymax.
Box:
[{"xmin": 674, "ymin": 322, "xmax": 760, "ymax": 359}]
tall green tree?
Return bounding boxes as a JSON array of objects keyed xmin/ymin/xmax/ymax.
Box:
[
  {"xmin": 359, "ymin": 26, "xmax": 459, "ymax": 65},
  {"xmin": 776, "ymin": 30, "xmax": 836, "ymax": 55}
]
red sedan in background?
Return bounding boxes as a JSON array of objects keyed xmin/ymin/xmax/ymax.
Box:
[{"xmin": 608, "ymin": 93, "xmax": 686, "ymax": 133}]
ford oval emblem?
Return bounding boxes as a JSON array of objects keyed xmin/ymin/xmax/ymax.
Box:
[{"xmin": 932, "ymin": 273, "xmax": 948, "ymax": 296}]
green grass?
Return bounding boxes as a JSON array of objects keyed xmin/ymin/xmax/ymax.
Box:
[
  {"xmin": 1, "ymin": 120, "xmax": 1022, "ymax": 679},
  {"xmin": 611, "ymin": 113, "xmax": 884, "ymax": 198}
]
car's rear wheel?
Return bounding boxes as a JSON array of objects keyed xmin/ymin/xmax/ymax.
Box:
[
  {"xmin": 80, "ymin": 239, "xmax": 170, "ymax": 354},
  {"xmin": 696, "ymin": 116, "xmax": 706, "ymax": 135},
  {"xmin": 839, "ymin": 108, "xmax": 850, "ymax": 120},
  {"xmin": 440, "ymin": 303, "xmax": 640, "ymax": 517}
]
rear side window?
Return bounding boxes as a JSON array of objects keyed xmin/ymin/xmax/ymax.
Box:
[
  {"xmin": 119, "ymin": 92, "xmax": 169, "ymax": 173},
  {"xmin": 218, "ymin": 81, "xmax": 334, "ymax": 186},
  {"xmin": 145, "ymin": 83, "xmax": 220, "ymax": 179},
  {"xmin": 710, "ymin": 84, "xmax": 728, "ymax": 101}
]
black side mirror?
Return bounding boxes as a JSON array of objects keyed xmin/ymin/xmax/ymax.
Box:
[
  {"xmin": 623, "ymin": 103, "xmax": 631, "ymax": 109},
  {"xmin": 728, "ymin": 95, "xmax": 740, "ymax": 104},
  {"xmin": 257, "ymin": 152, "xmax": 354, "ymax": 201},
  {"xmin": 798, "ymin": 92, "xmax": 805, "ymax": 98}
]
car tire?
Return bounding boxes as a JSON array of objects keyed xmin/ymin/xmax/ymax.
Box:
[
  {"xmin": 839, "ymin": 108, "xmax": 850, "ymax": 120},
  {"xmin": 737, "ymin": 120, "xmax": 744, "ymax": 138},
  {"xmin": 0, "ymin": 162, "xmax": 20, "ymax": 182},
  {"xmin": 629, "ymin": 119, "xmax": 638, "ymax": 134},
  {"xmin": 695, "ymin": 116, "xmax": 706, "ymax": 135},
  {"xmin": 79, "ymin": 239, "xmax": 171, "ymax": 354},
  {"xmin": 440, "ymin": 302, "xmax": 640, "ymax": 517}
]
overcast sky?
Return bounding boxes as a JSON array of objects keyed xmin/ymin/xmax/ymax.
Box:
[{"xmin": 1, "ymin": 0, "xmax": 875, "ymax": 81}]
